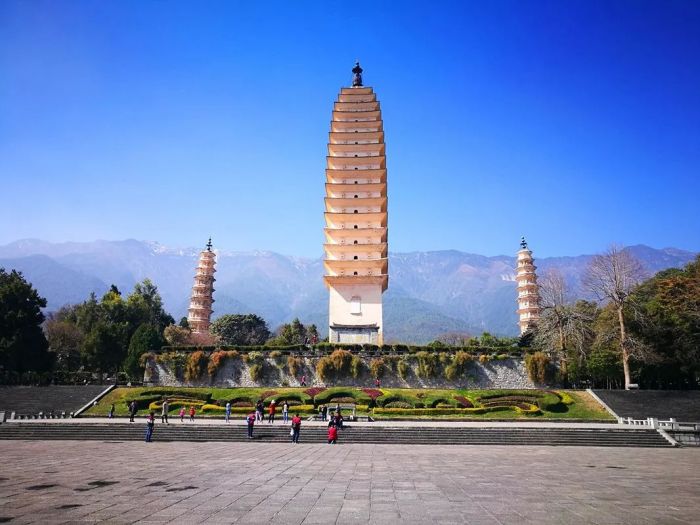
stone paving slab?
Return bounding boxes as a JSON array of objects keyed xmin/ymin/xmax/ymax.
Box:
[{"xmin": 0, "ymin": 441, "xmax": 698, "ymax": 524}]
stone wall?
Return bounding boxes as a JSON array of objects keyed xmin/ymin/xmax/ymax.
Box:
[{"xmin": 145, "ymin": 354, "xmax": 536, "ymax": 390}]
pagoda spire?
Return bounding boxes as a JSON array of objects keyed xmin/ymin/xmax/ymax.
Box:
[
  {"xmin": 516, "ymin": 237, "xmax": 541, "ymax": 334},
  {"xmin": 352, "ymin": 61, "xmax": 363, "ymax": 87},
  {"xmin": 187, "ymin": 239, "xmax": 216, "ymax": 334}
]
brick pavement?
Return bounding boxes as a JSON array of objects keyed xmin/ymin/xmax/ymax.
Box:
[{"xmin": 0, "ymin": 441, "xmax": 698, "ymax": 524}]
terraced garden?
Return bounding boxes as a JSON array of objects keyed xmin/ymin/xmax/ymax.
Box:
[{"xmin": 85, "ymin": 387, "xmax": 613, "ymax": 421}]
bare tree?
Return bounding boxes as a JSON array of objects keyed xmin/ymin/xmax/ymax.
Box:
[
  {"xmin": 535, "ymin": 269, "xmax": 594, "ymax": 379},
  {"xmin": 583, "ymin": 245, "xmax": 645, "ymax": 389}
]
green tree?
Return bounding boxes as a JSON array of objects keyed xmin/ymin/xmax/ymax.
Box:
[
  {"xmin": 0, "ymin": 269, "xmax": 52, "ymax": 373},
  {"xmin": 179, "ymin": 316, "xmax": 190, "ymax": 328},
  {"xmin": 124, "ymin": 323, "xmax": 163, "ymax": 379},
  {"xmin": 126, "ymin": 279, "xmax": 174, "ymax": 332},
  {"xmin": 270, "ymin": 318, "xmax": 308, "ymax": 345},
  {"xmin": 81, "ymin": 320, "xmax": 128, "ymax": 378},
  {"xmin": 163, "ymin": 324, "xmax": 191, "ymax": 346},
  {"xmin": 210, "ymin": 314, "xmax": 270, "ymax": 345}
]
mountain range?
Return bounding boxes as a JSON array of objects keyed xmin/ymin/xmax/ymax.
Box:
[{"xmin": 0, "ymin": 239, "xmax": 696, "ymax": 343}]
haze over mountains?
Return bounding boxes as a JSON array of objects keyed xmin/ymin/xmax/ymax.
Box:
[{"xmin": 0, "ymin": 239, "xmax": 695, "ymax": 343}]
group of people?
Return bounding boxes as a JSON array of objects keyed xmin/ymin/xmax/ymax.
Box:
[{"xmin": 136, "ymin": 398, "xmax": 345, "ymax": 444}]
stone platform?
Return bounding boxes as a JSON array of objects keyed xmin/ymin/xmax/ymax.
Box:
[{"xmin": 0, "ymin": 440, "xmax": 698, "ymax": 524}]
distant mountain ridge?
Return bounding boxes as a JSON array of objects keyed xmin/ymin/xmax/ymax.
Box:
[{"xmin": 0, "ymin": 239, "xmax": 696, "ymax": 343}]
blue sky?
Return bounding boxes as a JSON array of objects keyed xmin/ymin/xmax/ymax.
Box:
[{"xmin": 1, "ymin": 1, "xmax": 699, "ymax": 258}]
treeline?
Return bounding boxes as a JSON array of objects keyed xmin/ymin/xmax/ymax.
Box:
[{"xmin": 527, "ymin": 251, "xmax": 700, "ymax": 389}]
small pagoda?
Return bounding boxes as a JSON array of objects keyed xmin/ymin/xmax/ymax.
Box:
[
  {"xmin": 187, "ymin": 238, "xmax": 216, "ymax": 334},
  {"xmin": 516, "ymin": 237, "xmax": 541, "ymax": 334}
]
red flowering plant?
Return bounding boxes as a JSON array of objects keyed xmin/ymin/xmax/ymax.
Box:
[
  {"xmin": 361, "ymin": 388, "xmax": 383, "ymax": 400},
  {"xmin": 304, "ymin": 387, "xmax": 326, "ymax": 398}
]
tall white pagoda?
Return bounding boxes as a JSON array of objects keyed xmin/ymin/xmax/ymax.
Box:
[
  {"xmin": 323, "ymin": 62, "xmax": 389, "ymax": 344},
  {"xmin": 516, "ymin": 237, "xmax": 541, "ymax": 334},
  {"xmin": 187, "ymin": 238, "xmax": 216, "ymax": 334}
]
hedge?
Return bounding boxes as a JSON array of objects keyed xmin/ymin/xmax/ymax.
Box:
[
  {"xmin": 140, "ymin": 389, "xmax": 212, "ymax": 402},
  {"xmin": 313, "ymin": 387, "xmax": 373, "ymax": 406},
  {"xmin": 263, "ymin": 392, "xmax": 312, "ymax": 405},
  {"xmin": 373, "ymin": 407, "xmax": 487, "ymax": 416}
]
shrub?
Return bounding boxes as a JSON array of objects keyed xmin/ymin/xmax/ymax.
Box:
[
  {"xmin": 377, "ymin": 393, "xmax": 418, "ymax": 408},
  {"xmin": 313, "ymin": 387, "xmax": 372, "ymax": 406},
  {"xmin": 383, "ymin": 355, "xmax": 399, "ymax": 371},
  {"xmin": 263, "ymin": 391, "xmax": 311, "ymax": 405},
  {"xmin": 316, "ymin": 356, "xmax": 334, "ymax": 382},
  {"xmin": 184, "ymin": 350, "xmax": 208, "ymax": 382},
  {"xmin": 478, "ymin": 354, "xmax": 490, "ymax": 364},
  {"xmin": 373, "ymin": 407, "xmax": 487, "ymax": 416},
  {"xmin": 453, "ymin": 395, "xmax": 473, "ymax": 408},
  {"xmin": 438, "ymin": 352, "xmax": 451, "ymax": 366},
  {"xmin": 287, "ymin": 356, "xmax": 302, "ymax": 377},
  {"xmin": 445, "ymin": 351, "xmax": 472, "ymax": 381},
  {"xmin": 385, "ymin": 401, "xmax": 413, "ymax": 409},
  {"xmin": 369, "ymin": 358, "xmax": 385, "ymax": 379},
  {"xmin": 351, "ymin": 355, "xmax": 363, "ymax": 378},
  {"xmin": 249, "ymin": 363, "xmax": 264, "ymax": 382},
  {"xmin": 244, "ymin": 351, "xmax": 264, "ymax": 365},
  {"xmin": 208, "ymin": 350, "xmax": 238, "ymax": 377},
  {"xmin": 416, "ymin": 351, "xmax": 438, "ymax": 378},
  {"xmin": 139, "ymin": 352, "xmax": 156, "ymax": 367},
  {"xmin": 425, "ymin": 396, "xmax": 457, "ymax": 408},
  {"xmin": 269, "ymin": 350, "xmax": 283, "ymax": 364},
  {"xmin": 525, "ymin": 352, "xmax": 550, "ymax": 384},
  {"xmin": 329, "ymin": 349, "xmax": 353, "ymax": 376},
  {"xmin": 397, "ymin": 359, "xmax": 409, "ymax": 379}
]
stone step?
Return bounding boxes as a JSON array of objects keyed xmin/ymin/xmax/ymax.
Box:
[{"xmin": 0, "ymin": 423, "xmax": 671, "ymax": 447}]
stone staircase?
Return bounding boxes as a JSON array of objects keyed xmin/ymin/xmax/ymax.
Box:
[
  {"xmin": 0, "ymin": 386, "xmax": 108, "ymax": 417},
  {"xmin": 0, "ymin": 423, "xmax": 672, "ymax": 447},
  {"xmin": 592, "ymin": 390, "xmax": 700, "ymax": 421}
]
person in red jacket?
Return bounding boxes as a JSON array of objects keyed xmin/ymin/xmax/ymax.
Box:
[
  {"xmin": 327, "ymin": 423, "xmax": 338, "ymax": 444},
  {"xmin": 290, "ymin": 413, "xmax": 302, "ymax": 443},
  {"xmin": 189, "ymin": 405, "xmax": 196, "ymax": 422},
  {"xmin": 268, "ymin": 400, "xmax": 277, "ymax": 424}
]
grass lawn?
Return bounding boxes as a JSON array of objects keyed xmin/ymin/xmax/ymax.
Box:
[{"xmin": 84, "ymin": 387, "xmax": 614, "ymax": 421}]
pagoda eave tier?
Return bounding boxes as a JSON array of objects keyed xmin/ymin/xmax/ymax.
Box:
[
  {"xmin": 326, "ymin": 182, "xmax": 386, "ymax": 194},
  {"xmin": 324, "ymin": 242, "xmax": 387, "ymax": 253},
  {"xmin": 329, "ymin": 131, "xmax": 384, "ymax": 143},
  {"xmin": 325, "ymin": 197, "xmax": 386, "ymax": 208},
  {"xmin": 325, "ymin": 211, "xmax": 387, "ymax": 223},
  {"xmin": 326, "ymin": 170, "xmax": 386, "ymax": 183},
  {"xmin": 324, "ymin": 258, "xmax": 388, "ymax": 271},
  {"xmin": 324, "ymin": 228, "xmax": 387, "ymax": 241},
  {"xmin": 324, "ymin": 274, "xmax": 388, "ymax": 291}
]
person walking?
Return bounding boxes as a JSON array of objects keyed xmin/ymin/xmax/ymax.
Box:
[
  {"xmin": 128, "ymin": 401, "xmax": 137, "ymax": 422},
  {"xmin": 255, "ymin": 400, "xmax": 264, "ymax": 422},
  {"xmin": 268, "ymin": 400, "xmax": 277, "ymax": 424},
  {"xmin": 145, "ymin": 411, "xmax": 155, "ymax": 442},
  {"xmin": 282, "ymin": 401, "xmax": 289, "ymax": 423},
  {"xmin": 328, "ymin": 423, "xmax": 338, "ymax": 444},
  {"xmin": 161, "ymin": 399, "xmax": 169, "ymax": 424},
  {"xmin": 334, "ymin": 411, "xmax": 344, "ymax": 430},
  {"xmin": 246, "ymin": 411, "xmax": 255, "ymax": 439},
  {"xmin": 108, "ymin": 404, "xmax": 115, "ymax": 419},
  {"xmin": 300, "ymin": 375, "xmax": 307, "ymax": 386},
  {"xmin": 189, "ymin": 405, "xmax": 195, "ymax": 422},
  {"xmin": 179, "ymin": 406, "xmax": 185, "ymax": 422},
  {"xmin": 225, "ymin": 401, "xmax": 231, "ymax": 423},
  {"xmin": 291, "ymin": 413, "xmax": 302, "ymax": 444},
  {"xmin": 321, "ymin": 405, "xmax": 327, "ymax": 422}
]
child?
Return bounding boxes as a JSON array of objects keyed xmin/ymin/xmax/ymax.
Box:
[
  {"xmin": 189, "ymin": 405, "xmax": 196, "ymax": 422},
  {"xmin": 179, "ymin": 407, "xmax": 185, "ymax": 422},
  {"xmin": 145, "ymin": 411, "xmax": 155, "ymax": 442},
  {"xmin": 246, "ymin": 412, "xmax": 255, "ymax": 439}
]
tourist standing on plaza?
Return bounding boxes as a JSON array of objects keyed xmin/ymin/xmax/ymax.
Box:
[
  {"xmin": 108, "ymin": 404, "xmax": 115, "ymax": 418},
  {"xmin": 334, "ymin": 411, "xmax": 343, "ymax": 429},
  {"xmin": 128, "ymin": 401, "xmax": 137, "ymax": 422},
  {"xmin": 255, "ymin": 400, "xmax": 264, "ymax": 422},
  {"xmin": 145, "ymin": 411, "xmax": 155, "ymax": 442},
  {"xmin": 328, "ymin": 423, "xmax": 338, "ymax": 444},
  {"xmin": 282, "ymin": 401, "xmax": 289, "ymax": 423},
  {"xmin": 161, "ymin": 399, "xmax": 169, "ymax": 424},
  {"xmin": 291, "ymin": 413, "xmax": 301, "ymax": 443},
  {"xmin": 189, "ymin": 405, "xmax": 196, "ymax": 422},
  {"xmin": 268, "ymin": 399, "xmax": 276, "ymax": 424},
  {"xmin": 225, "ymin": 401, "xmax": 231, "ymax": 423},
  {"xmin": 246, "ymin": 411, "xmax": 255, "ymax": 439},
  {"xmin": 179, "ymin": 407, "xmax": 185, "ymax": 422},
  {"xmin": 321, "ymin": 405, "xmax": 327, "ymax": 421}
]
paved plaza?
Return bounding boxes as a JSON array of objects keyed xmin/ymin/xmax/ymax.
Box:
[{"xmin": 0, "ymin": 441, "xmax": 698, "ymax": 524}]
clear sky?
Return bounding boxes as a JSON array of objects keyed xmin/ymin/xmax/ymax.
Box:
[{"xmin": 1, "ymin": 1, "xmax": 699, "ymax": 258}]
